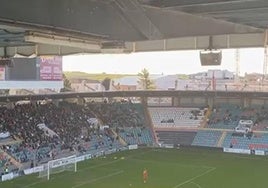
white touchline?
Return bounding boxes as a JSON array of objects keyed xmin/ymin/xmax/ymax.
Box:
[{"xmin": 173, "ymin": 167, "xmax": 216, "ymax": 188}]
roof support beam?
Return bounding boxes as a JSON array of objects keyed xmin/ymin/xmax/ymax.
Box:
[
  {"xmin": 168, "ymin": 1, "xmax": 268, "ymax": 14},
  {"xmin": 0, "ymin": 32, "xmax": 265, "ymax": 57},
  {"xmin": 143, "ymin": 0, "xmax": 260, "ymax": 8},
  {"xmin": 24, "ymin": 32, "xmax": 101, "ymax": 51},
  {"xmin": 125, "ymin": 33, "xmax": 265, "ymax": 52},
  {"xmin": 112, "ymin": 0, "xmax": 163, "ymax": 40},
  {"xmin": 0, "ymin": 44, "xmax": 100, "ymax": 57}
]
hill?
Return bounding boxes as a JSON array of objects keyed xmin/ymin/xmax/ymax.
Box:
[{"xmin": 64, "ymin": 71, "xmax": 134, "ymax": 81}]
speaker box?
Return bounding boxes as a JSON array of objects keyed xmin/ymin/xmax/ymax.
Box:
[{"xmin": 200, "ymin": 50, "xmax": 222, "ymax": 66}]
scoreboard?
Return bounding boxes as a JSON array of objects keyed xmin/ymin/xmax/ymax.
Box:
[{"xmin": 0, "ymin": 56, "xmax": 63, "ymax": 89}]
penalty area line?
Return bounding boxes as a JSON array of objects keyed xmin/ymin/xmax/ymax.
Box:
[
  {"xmin": 173, "ymin": 167, "xmax": 216, "ymax": 188},
  {"xmin": 72, "ymin": 170, "xmax": 124, "ymax": 188}
]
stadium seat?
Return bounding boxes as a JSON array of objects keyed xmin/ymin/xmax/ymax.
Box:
[
  {"xmin": 149, "ymin": 107, "xmax": 205, "ymax": 128},
  {"xmin": 192, "ymin": 130, "xmax": 222, "ymax": 147}
]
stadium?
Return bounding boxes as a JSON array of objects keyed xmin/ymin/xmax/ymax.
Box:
[
  {"xmin": 1, "ymin": 0, "xmax": 268, "ymax": 188},
  {"xmin": 2, "ymin": 90, "xmax": 268, "ymax": 187}
]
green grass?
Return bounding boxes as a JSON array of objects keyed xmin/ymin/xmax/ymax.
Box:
[{"xmin": 2, "ymin": 148, "xmax": 268, "ymax": 188}]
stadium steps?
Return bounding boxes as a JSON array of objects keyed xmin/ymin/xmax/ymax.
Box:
[
  {"xmin": 111, "ymin": 129, "xmax": 127, "ymax": 146},
  {"xmin": 143, "ymin": 102, "xmax": 158, "ymax": 144},
  {"xmin": 2, "ymin": 151, "xmax": 22, "ymax": 168},
  {"xmin": 217, "ymin": 131, "xmax": 227, "ymax": 147},
  {"xmin": 87, "ymin": 108, "xmax": 104, "ymax": 125},
  {"xmin": 202, "ymin": 107, "xmax": 212, "ymax": 128},
  {"xmin": 0, "ymin": 137, "xmax": 23, "ymax": 147}
]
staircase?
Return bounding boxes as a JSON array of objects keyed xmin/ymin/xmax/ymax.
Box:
[
  {"xmin": 201, "ymin": 107, "xmax": 212, "ymax": 128},
  {"xmin": 111, "ymin": 129, "xmax": 127, "ymax": 146},
  {"xmin": 0, "ymin": 138, "xmax": 23, "ymax": 168},
  {"xmin": 143, "ymin": 104, "xmax": 158, "ymax": 144},
  {"xmin": 0, "ymin": 138, "xmax": 22, "ymax": 147},
  {"xmin": 217, "ymin": 131, "xmax": 227, "ymax": 147},
  {"xmin": 1, "ymin": 150, "xmax": 22, "ymax": 169}
]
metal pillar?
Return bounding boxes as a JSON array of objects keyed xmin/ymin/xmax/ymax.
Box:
[
  {"xmin": 264, "ymin": 47, "xmax": 268, "ymax": 79},
  {"xmin": 263, "ymin": 30, "xmax": 268, "ymax": 79},
  {"xmin": 235, "ymin": 49, "xmax": 240, "ymax": 81}
]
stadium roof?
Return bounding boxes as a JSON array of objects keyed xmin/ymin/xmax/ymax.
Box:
[
  {"xmin": 142, "ymin": 0, "xmax": 268, "ymax": 29},
  {"xmin": 0, "ymin": 0, "xmax": 267, "ymax": 57}
]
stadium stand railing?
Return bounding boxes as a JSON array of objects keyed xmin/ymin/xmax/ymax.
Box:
[{"xmin": 156, "ymin": 130, "xmax": 197, "ymax": 145}]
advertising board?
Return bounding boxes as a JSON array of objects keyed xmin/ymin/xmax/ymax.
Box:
[{"xmin": 39, "ymin": 56, "xmax": 62, "ymax": 80}]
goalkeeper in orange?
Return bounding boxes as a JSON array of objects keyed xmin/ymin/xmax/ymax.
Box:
[{"xmin": 143, "ymin": 168, "xmax": 148, "ymax": 183}]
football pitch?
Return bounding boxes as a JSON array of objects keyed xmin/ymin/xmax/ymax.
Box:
[{"xmin": 1, "ymin": 147, "xmax": 268, "ymax": 188}]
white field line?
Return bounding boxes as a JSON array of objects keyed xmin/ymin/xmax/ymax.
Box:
[
  {"xmin": 173, "ymin": 167, "xmax": 216, "ymax": 188},
  {"xmin": 190, "ymin": 181, "xmax": 202, "ymax": 188},
  {"xmin": 21, "ymin": 180, "xmax": 44, "ymax": 188},
  {"xmin": 72, "ymin": 170, "xmax": 124, "ymax": 188}
]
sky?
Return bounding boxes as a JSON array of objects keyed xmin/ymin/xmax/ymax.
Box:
[{"xmin": 63, "ymin": 48, "xmax": 264, "ymax": 76}]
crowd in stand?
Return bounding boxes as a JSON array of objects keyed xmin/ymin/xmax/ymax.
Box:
[
  {"xmin": 0, "ymin": 102, "xmax": 94, "ymax": 154},
  {"xmin": 87, "ymin": 100, "xmax": 145, "ymax": 128},
  {"xmin": 0, "ymin": 100, "xmax": 150, "ymax": 174},
  {"xmin": 208, "ymin": 106, "xmax": 239, "ymax": 126},
  {"xmin": 0, "ymin": 102, "xmax": 113, "ymax": 164},
  {"xmin": 208, "ymin": 104, "xmax": 268, "ymax": 131}
]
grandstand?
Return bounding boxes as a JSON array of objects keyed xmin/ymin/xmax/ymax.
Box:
[
  {"xmin": 0, "ymin": 100, "xmax": 155, "ymax": 176},
  {"xmin": 1, "ymin": 93, "xmax": 268, "ymax": 183},
  {"xmin": 0, "ymin": 92, "xmax": 268, "ymax": 188},
  {"xmin": 0, "ymin": 86, "xmax": 262, "ymax": 181},
  {"xmin": 147, "ymin": 101, "xmax": 268, "ymax": 152}
]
